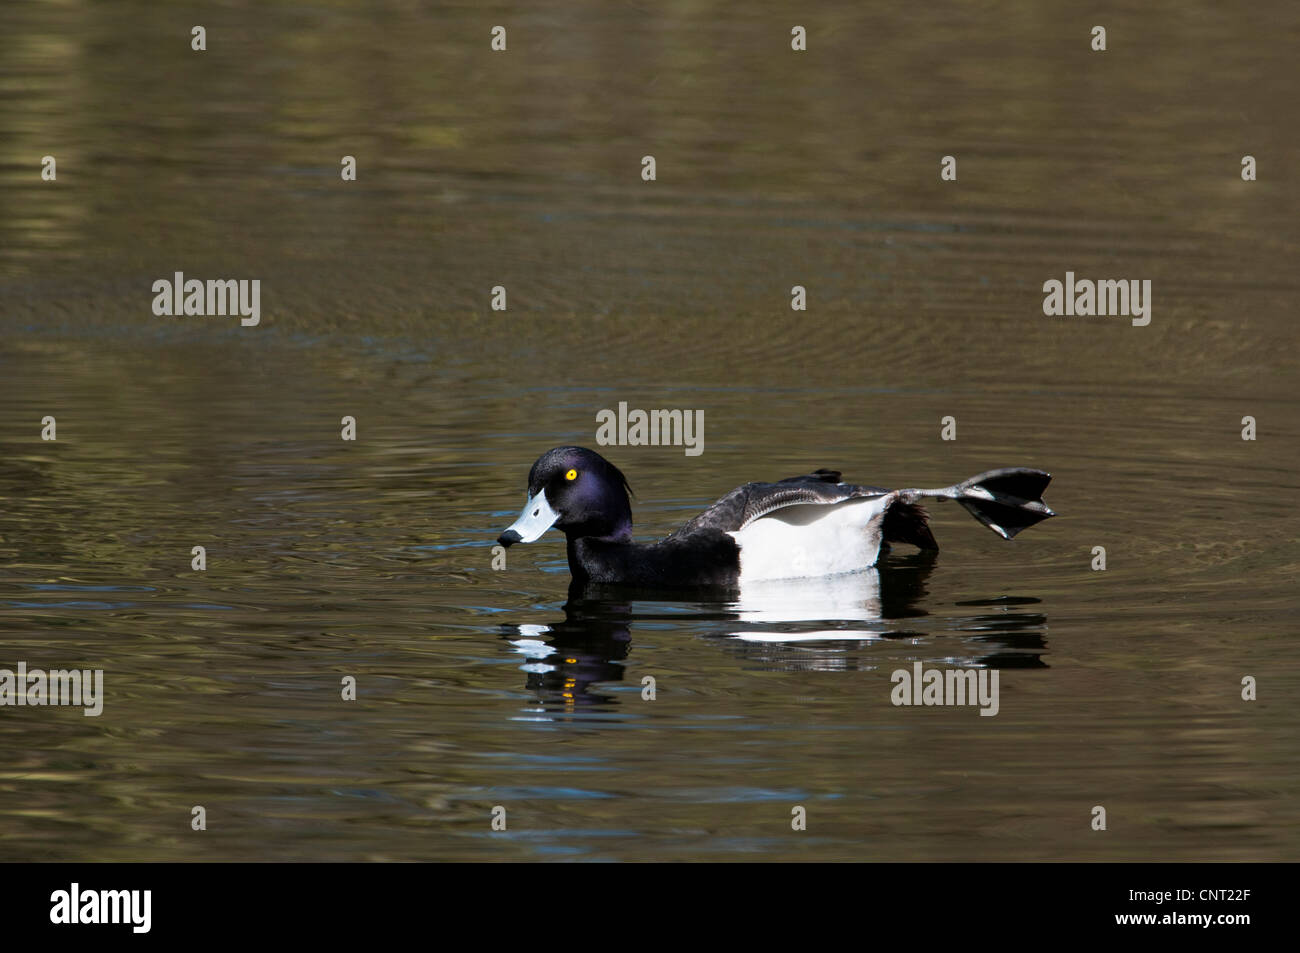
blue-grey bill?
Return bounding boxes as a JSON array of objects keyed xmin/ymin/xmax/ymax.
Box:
[{"xmin": 498, "ymin": 489, "xmax": 559, "ymax": 546}]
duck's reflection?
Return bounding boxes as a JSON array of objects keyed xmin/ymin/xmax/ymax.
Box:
[
  {"xmin": 499, "ymin": 553, "xmax": 1047, "ymax": 713},
  {"xmin": 502, "ymin": 606, "xmax": 632, "ymax": 711}
]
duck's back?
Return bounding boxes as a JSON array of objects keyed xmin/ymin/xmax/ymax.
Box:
[{"xmin": 672, "ymin": 469, "xmax": 889, "ymax": 536}]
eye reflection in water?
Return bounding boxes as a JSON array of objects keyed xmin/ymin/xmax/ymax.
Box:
[{"xmin": 500, "ymin": 551, "xmax": 1049, "ymax": 716}]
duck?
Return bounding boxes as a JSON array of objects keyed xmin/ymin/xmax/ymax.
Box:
[{"xmin": 496, "ymin": 446, "xmax": 1055, "ymax": 589}]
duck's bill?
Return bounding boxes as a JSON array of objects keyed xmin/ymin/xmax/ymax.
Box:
[{"xmin": 497, "ymin": 490, "xmax": 559, "ymax": 546}]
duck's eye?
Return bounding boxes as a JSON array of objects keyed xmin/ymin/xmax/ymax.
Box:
[{"xmin": 565, "ymin": 469, "xmax": 578, "ymax": 481}]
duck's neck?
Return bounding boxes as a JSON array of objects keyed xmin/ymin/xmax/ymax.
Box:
[{"xmin": 567, "ymin": 532, "xmax": 634, "ymax": 584}]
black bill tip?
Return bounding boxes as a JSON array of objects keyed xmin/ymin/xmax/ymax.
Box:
[{"xmin": 497, "ymin": 530, "xmax": 522, "ymax": 547}]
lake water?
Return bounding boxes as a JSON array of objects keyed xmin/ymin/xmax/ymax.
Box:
[{"xmin": 1, "ymin": 1, "xmax": 1297, "ymax": 861}]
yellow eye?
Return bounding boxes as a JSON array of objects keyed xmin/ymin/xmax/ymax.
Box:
[{"xmin": 565, "ymin": 469, "xmax": 578, "ymax": 481}]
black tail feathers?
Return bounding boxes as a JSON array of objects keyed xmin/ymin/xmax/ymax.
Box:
[
  {"xmin": 883, "ymin": 500, "xmax": 939, "ymax": 550},
  {"xmin": 952, "ymin": 468, "xmax": 1055, "ymax": 540}
]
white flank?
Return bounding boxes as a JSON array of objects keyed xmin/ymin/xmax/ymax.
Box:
[
  {"xmin": 730, "ymin": 630, "xmax": 886, "ymax": 643},
  {"xmin": 727, "ymin": 494, "xmax": 892, "ymax": 582}
]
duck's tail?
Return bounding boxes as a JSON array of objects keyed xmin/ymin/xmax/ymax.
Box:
[{"xmin": 900, "ymin": 468, "xmax": 1055, "ymax": 541}]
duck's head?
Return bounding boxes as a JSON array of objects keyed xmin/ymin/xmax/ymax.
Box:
[{"xmin": 497, "ymin": 446, "xmax": 634, "ymax": 547}]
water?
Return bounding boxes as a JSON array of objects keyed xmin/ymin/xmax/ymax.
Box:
[{"xmin": 1, "ymin": 1, "xmax": 1297, "ymax": 861}]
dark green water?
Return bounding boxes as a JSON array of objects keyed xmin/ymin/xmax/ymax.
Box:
[{"xmin": 1, "ymin": 1, "xmax": 1297, "ymax": 861}]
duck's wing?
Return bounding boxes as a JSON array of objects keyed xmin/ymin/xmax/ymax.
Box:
[{"xmin": 671, "ymin": 470, "xmax": 894, "ymax": 536}]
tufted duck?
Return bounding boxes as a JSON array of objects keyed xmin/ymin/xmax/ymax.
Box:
[{"xmin": 497, "ymin": 446, "xmax": 1054, "ymax": 588}]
